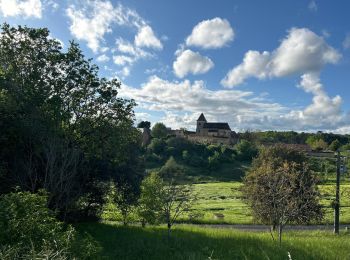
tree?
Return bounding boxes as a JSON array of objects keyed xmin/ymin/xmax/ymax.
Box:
[
  {"xmin": 306, "ymin": 136, "xmax": 328, "ymax": 151},
  {"xmin": 113, "ymin": 182, "xmax": 137, "ymax": 226},
  {"xmin": 138, "ymin": 158, "xmax": 195, "ymax": 237},
  {"xmin": 235, "ymin": 140, "xmax": 258, "ymax": 161},
  {"xmin": 329, "ymin": 139, "xmax": 341, "ymax": 151},
  {"xmin": 148, "ymin": 138, "xmax": 167, "ymax": 155},
  {"xmin": 137, "ymin": 172, "xmax": 164, "ymax": 227},
  {"xmin": 0, "ymin": 23, "xmax": 142, "ymax": 220},
  {"xmin": 151, "ymin": 122, "xmax": 168, "ymax": 139},
  {"xmin": 242, "ymin": 145, "xmax": 323, "ymax": 244},
  {"xmin": 137, "ymin": 121, "xmax": 151, "ymax": 129}
]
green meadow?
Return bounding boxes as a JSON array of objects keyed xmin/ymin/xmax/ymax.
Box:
[
  {"xmin": 76, "ymin": 222, "xmax": 350, "ymax": 260},
  {"xmin": 179, "ymin": 181, "xmax": 350, "ymax": 224}
]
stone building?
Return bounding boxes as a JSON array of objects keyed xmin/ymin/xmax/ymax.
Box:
[{"xmin": 170, "ymin": 113, "xmax": 238, "ymax": 145}]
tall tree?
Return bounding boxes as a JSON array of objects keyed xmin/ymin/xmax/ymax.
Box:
[
  {"xmin": 0, "ymin": 23, "xmax": 142, "ymax": 219},
  {"xmin": 242, "ymin": 145, "xmax": 323, "ymax": 244}
]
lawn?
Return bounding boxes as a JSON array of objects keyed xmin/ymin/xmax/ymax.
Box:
[
  {"xmin": 181, "ymin": 181, "xmax": 350, "ymax": 224},
  {"xmin": 76, "ymin": 222, "xmax": 350, "ymax": 260}
]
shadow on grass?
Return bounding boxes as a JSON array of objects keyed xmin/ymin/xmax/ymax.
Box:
[{"xmin": 75, "ymin": 222, "xmax": 336, "ymax": 260}]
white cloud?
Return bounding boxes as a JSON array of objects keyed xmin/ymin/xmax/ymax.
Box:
[
  {"xmin": 135, "ymin": 25, "xmax": 163, "ymax": 50},
  {"xmin": 173, "ymin": 49, "xmax": 214, "ymax": 78},
  {"xmin": 221, "ymin": 28, "xmax": 341, "ymax": 87},
  {"xmin": 119, "ymin": 76, "xmax": 287, "ymax": 130},
  {"xmin": 308, "ymin": 0, "xmax": 318, "ymax": 12},
  {"xmin": 343, "ymin": 34, "xmax": 350, "ymax": 50},
  {"xmin": 116, "ymin": 66, "xmax": 130, "ymax": 79},
  {"xmin": 96, "ymin": 54, "xmax": 110, "ymax": 63},
  {"xmin": 220, "ymin": 28, "xmax": 345, "ymax": 131},
  {"xmin": 186, "ymin": 17, "xmax": 234, "ymax": 49},
  {"xmin": 118, "ymin": 71, "xmax": 349, "ymax": 132},
  {"xmin": 66, "ymin": 1, "xmax": 114, "ymax": 53},
  {"xmin": 111, "ymin": 38, "xmax": 152, "ymax": 70},
  {"xmin": 115, "ymin": 38, "xmax": 151, "ymax": 59},
  {"xmin": 66, "ymin": 1, "xmax": 160, "ymax": 53},
  {"xmin": 113, "ymin": 55, "xmax": 133, "ymax": 66},
  {"xmin": 296, "ymin": 73, "xmax": 342, "ymax": 126},
  {"xmin": 0, "ymin": 0, "xmax": 42, "ymax": 18}
]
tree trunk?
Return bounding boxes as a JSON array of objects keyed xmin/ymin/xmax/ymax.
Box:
[
  {"xmin": 278, "ymin": 224, "xmax": 283, "ymax": 246},
  {"xmin": 167, "ymin": 223, "xmax": 172, "ymax": 239}
]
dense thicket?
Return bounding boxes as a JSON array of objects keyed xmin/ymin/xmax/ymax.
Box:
[{"xmin": 0, "ymin": 24, "xmax": 144, "ymax": 220}]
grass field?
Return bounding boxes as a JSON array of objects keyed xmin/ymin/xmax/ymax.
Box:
[
  {"xmin": 76, "ymin": 222, "xmax": 350, "ymax": 260},
  {"xmin": 180, "ymin": 181, "xmax": 350, "ymax": 224}
]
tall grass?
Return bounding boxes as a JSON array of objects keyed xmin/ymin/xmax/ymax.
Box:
[{"xmin": 76, "ymin": 222, "xmax": 350, "ymax": 260}]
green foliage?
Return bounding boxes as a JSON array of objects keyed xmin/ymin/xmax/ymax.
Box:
[
  {"xmin": 329, "ymin": 139, "xmax": 341, "ymax": 151},
  {"xmin": 151, "ymin": 122, "xmax": 168, "ymax": 139},
  {"xmin": 113, "ymin": 182, "xmax": 138, "ymax": 226},
  {"xmin": 137, "ymin": 172, "xmax": 164, "ymax": 225},
  {"xmin": 208, "ymin": 151, "xmax": 220, "ymax": 169},
  {"xmin": 306, "ymin": 136, "xmax": 328, "ymax": 151},
  {"xmin": 137, "ymin": 121, "xmax": 151, "ymax": 129},
  {"xmin": 0, "ymin": 23, "xmax": 142, "ymax": 219},
  {"xmin": 158, "ymin": 156, "xmax": 185, "ymax": 181},
  {"xmin": 235, "ymin": 140, "xmax": 258, "ymax": 161},
  {"xmin": 0, "ymin": 191, "xmax": 99, "ymax": 259},
  {"xmin": 148, "ymin": 138, "xmax": 167, "ymax": 155},
  {"xmin": 243, "ymin": 145, "xmax": 323, "ymax": 243}
]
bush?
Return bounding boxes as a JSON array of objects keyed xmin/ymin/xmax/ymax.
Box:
[
  {"xmin": 235, "ymin": 140, "xmax": 258, "ymax": 161},
  {"xmin": 0, "ymin": 191, "xmax": 99, "ymax": 259}
]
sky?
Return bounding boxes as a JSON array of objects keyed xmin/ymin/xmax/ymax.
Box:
[{"xmin": 1, "ymin": 0, "xmax": 350, "ymax": 133}]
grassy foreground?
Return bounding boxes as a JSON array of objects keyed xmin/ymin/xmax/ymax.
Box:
[{"xmin": 76, "ymin": 222, "xmax": 350, "ymax": 260}]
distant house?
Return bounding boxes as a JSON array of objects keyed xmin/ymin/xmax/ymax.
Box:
[{"xmin": 170, "ymin": 113, "xmax": 238, "ymax": 145}]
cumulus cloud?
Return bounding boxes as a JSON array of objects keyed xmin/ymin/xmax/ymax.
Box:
[
  {"xmin": 0, "ymin": 0, "xmax": 42, "ymax": 18},
  {"xmin": 135, "ymin": 25, "xmax": 163, "ymax": 49},
  {"xmin": 66, "ymin": 1, "xmax": 114, "ymax": 53},
  {"xmin": 113, "ymin": 55, "xmax": 133, "ymax": 66},
  {"xmin": 96, "ymin": 54, "xmax": 110, "ymax": 63},
  {"xmin": 66, "ymin": 1, "xmax": 161, "ymax": 53},
  {"xmin": 221, "ymin": 28, "xmax": 341, "ymax": 87},
  {"xmin": 111, "ymin": 38, "xmax": 152, "ymax": 70},
  {"xmin": 119, "ymin": 74, "xmax": 349, "ymax": 132},
  {"xmin": 294, "ymin": 73, "xmax": 343, "ymax": 127},
  {"xmin": 219, "ymin": 28, "xmax": 346, "ymax": 131},
  {"xmin": 119, "ymin": 76, "xmax": 288, "ymax": 130},
  {"xmin": 173, "ymin": 49, "xmax": 214, "ymax": 78},
  {"xmin": 186, "ymin": 17, "xmax": 234, "ymax": 49}
]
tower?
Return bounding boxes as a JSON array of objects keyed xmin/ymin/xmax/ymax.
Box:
[{"xmin": 196, "ymin": 113, "xmax": 207, "ymax": 134}]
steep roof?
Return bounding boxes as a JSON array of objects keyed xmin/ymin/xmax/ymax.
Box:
[
  {"xmin": 203, "ymin": 122, "xmax": 231, "ymax": 130},
  {"xmin": 197, "ymin": 113, "xmax": 207, "ymax": 122}
]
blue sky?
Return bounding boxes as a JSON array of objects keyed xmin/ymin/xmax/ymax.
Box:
[{"xmin": 1, "ymin": 0, "xmax": 350, "ymax": 133}]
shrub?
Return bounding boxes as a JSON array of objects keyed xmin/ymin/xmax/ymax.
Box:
[{"xmin": 0, "ymin": 191, "xmax": 99, "ymax": 258}]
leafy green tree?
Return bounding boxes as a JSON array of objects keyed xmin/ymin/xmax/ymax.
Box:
[
  {"xmin": 0, "ymin": 23, "xmax": 142, "ymax": 220},
  {"xmin": 242, "ymin": 145, "xmax": 323, "ymax": 244},
  {"xmin": 235, "ymin": 140, "xmax": 258, "ymax": 161},
  {"xmin": 306, "ymin": 136, "xmax": 328, "ymax": 151},
  {"xmin": 329, "ymin": 139, "xmax": 341, "ymax": 151},
  {"xmin": 151, "ymin": 122, "xmax": 168, "ymax": 139},
  {"xmin": 113, "ymin": 182, "xmax": 138, "ymax": 226},
  {"xmin": 208, "ymin": 151, "xmax": 220, "ymax": 169},
  {"xmin": 148, "ymin": 138, "xmax": 167, "ymax": 155},
  {"xmin": 137, "ymin": 172, "xmax": 164, "ymax": 226},
  {"xmin": 137, "ymin": 121, "xmax": 151, "ymax": 129},
  {"xmin": 139, "ymin": 158, "xmax": 195, "ymax": 237}
]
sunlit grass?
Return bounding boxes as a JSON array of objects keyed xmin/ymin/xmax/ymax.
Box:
[{"xmin": 76, "ymin": 222, "xmax": 350, "ymax": 260}]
